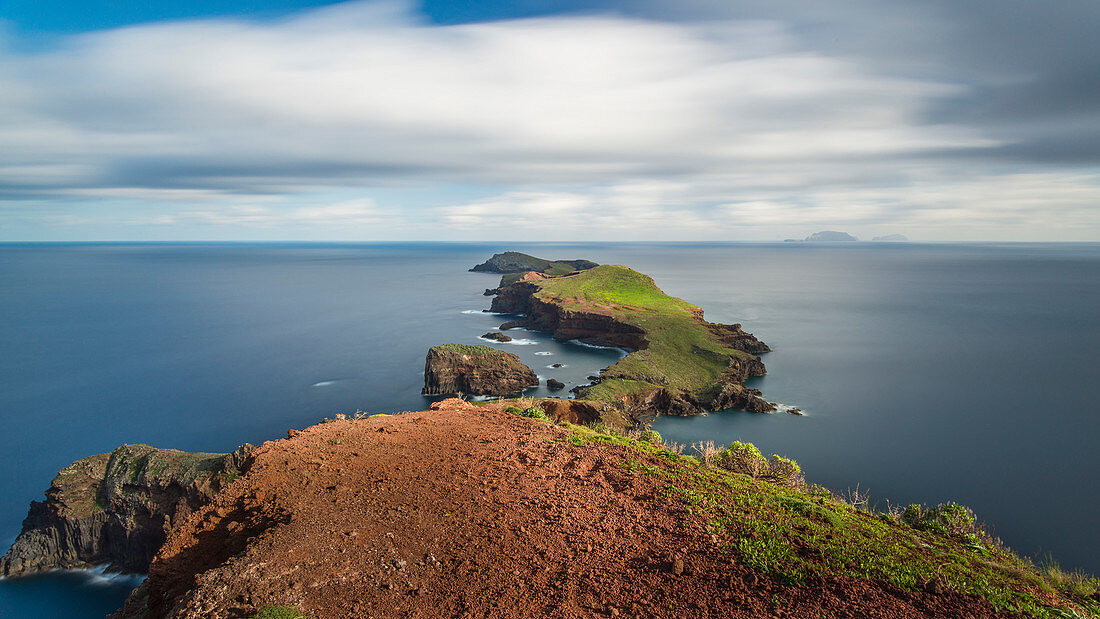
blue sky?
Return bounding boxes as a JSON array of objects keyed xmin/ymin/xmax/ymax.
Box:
[{"xmin": 1, "ymin": 0, "xmax": 1098, "ymax": 241}]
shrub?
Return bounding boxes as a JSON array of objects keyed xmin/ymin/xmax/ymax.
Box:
[
  {"xmin": 901, "ymin": 501, "xmax": 996, "ymax": 553},
  {"xmin": 507, "ymin": 405, "xmax": 550, "ymax": 421},
  {"xmin": 639, "ymin": 429, "xmax": 662, "ymax": 445},
  {"xmin": 714, "ymin": 441, "xmax": 768, "ymax": 478},
  {"xmin": 712, "ymin": 441, "xmax": 804, "ymax": 486},
  {"xmin": 765, "ymin": 455, "xmax": 804, "ymax": 487}
]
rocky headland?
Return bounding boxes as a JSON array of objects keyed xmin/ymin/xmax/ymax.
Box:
[
  {"xmin": 422, "ymin": 344, "xmax": 538, "ymax": 396},
  {"xmin": 484, "ymin": 263, "xmax": 774, "ymax": 420},
  {"xmin": 1, "ymin": 444, "xmax": 252, "ymax": 577},
  {"xmin": 99, "ymin": 401, "xmax": 1090, "ymax": 619}
]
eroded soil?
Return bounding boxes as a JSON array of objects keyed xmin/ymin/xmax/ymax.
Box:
[{"xmin": 141, "ymin": 400, "xmax": 1008, "ymax": 618}]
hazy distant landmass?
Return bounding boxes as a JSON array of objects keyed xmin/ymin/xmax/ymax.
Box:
[
  {"xmin": 872, "ymin": 234, "xmax": 909, "ymax": 241},
  {"xmin": 804, "ymin": 231, "xmax": 858, "ymax": 242}
]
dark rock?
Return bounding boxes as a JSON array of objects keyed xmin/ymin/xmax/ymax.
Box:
[
  {"xmin": 1, "ymin": 444, "xmax": 254, "ymax": 577},
  {"xmin": 671, "ymin": 557, "xmax": 684, "ymax": 576},
  {"xmin": 481, "ymin": 332, "xmax": 512, "ymax": 342},
  {"xmin": 546, "ymin": 379, "xmax": 565, "ymax": 390},
  {"xmin": 470, "ymin": 251, "xmax": 598, "ymax": 274},
  {"xmin": 550, "ymin": 363, "xmax": 563, "ymax": 368},
  {"xmin": 498, "ymin": 321, "xmax": 524, "ymax": 330},
  {"xmin": 422, "ymin": 344, "xmax": 538, "ymax": 397}
]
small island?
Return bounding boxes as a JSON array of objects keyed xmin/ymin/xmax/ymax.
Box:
[
  {"xmin": 803, "ymin": 231, "xmax": 858, "ymax": 242},
  {"xmin": 470, "ymin": 251, "xmax": 598, "ymax": 275},
  {"xmin": 422, "ymin": 343, "xmax": 538, "ymax": 396}
]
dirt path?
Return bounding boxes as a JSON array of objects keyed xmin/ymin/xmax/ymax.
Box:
[{"xmin": 140, "ymin": 400, "xmax": 1006, "ymax": 618}]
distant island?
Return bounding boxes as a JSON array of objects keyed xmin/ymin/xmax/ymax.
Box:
[
  {"xmin": 470, "ymin": 251, "xmax": 598, "ymax": 275},
  {"xmin": 783, "ymin": 231, "xmax": 859, "ymax": 242},
  {"xmin": 873, "ymin": 234, "xmax": 909, "ymax": 241},
  {"xmin": 803, "ymin": 231, "xmax": 858, "ymax": 242}
]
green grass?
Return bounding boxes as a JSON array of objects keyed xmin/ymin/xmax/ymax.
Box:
[
  {"xmin": 434, "ymin": 343, "xmax": 502, "ymax": 356},
  {"xmin": 531, "ymin": 265, "xmax": 759, "ymax": 405},
  {"xmin": 581, "ymin": 435, "xmax": 1100, "ymax": 618},
  {"xmin": 248, "ymin": 607, "xmax": 308, "ymax": 619}
]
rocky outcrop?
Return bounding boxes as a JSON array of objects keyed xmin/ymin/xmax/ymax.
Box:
[
  {"xmin": 481, "ymin": 331, "xmax": 512, "ymax": 342},
  {"xmin": 470, "ymin": 252, "xmax": 598, "ymax": 274},
  {"xmin": 705, "ymin": 323, "xmax": 772, "ymax": 355},
  {"xmin": 1, "ymin": 444, "xmax": 253, "ymax": 577},
  {"xmin": 422, "ymin": 344, "xmax": 538, "ymax": 396},
  {"xmin": 546, "ymin": 378, "xmax": 565, "ymax": 390},
  {"xmin": 490, "ymin": 283, "xmax": 648, "ymax": 351}
]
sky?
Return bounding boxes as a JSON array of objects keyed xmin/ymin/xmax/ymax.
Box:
[{"xmin": 0, "ymin": 1, "xmax": 1098, "ymax": 241}]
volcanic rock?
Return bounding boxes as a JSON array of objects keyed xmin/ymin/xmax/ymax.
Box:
[
  {"xmin": 1, "ymin": 444, "xmax": 252, "ymax": 577},
  {"xmin": 422, "ymin": 344, "xmax": 538, "ymax": 397}
]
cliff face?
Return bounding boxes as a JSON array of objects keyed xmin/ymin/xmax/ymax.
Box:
[
  {"xmin": 1, "ymin": 444, "xmax": 252, "ymax": 577},
  {"xmin": 488, "ymin": 268, "xmax": 773, "ymax": 418},
  {"xmin": 492, "ymin": 284, "xmax": 649, "ymax": 351},
  {"xmin": 422, "ymin": 344, "xmax": 538, "ymax": 396}
]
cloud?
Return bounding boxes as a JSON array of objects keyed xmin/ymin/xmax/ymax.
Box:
[{"xmin": 0, "ymin": 0, "xmax": 1098, "ymax": 240}]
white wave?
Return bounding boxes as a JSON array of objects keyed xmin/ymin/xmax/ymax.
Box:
[
  {"xmin": 566, "ymin": 339, "xmax": 629, "ymax": 355},
  {"xmin": 30, "ymin": 565, "xmax": 149, "ymax": 588},
  {"xmin": 772, "ymin": 403, "xmax": 805, "ymax": 416},
  {"xmin": 534, "ymin": 351, "xmax": 553, "ymax": 356},
  {"xmin": 311, "ymin": 380, "xmax": 336, "ymax": 387},
  {"xmin": 477, "ymin": 336, "xmax": 539, "ymax": 345}
]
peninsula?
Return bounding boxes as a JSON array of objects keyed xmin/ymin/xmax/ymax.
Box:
[
  {"xmin": 484, "ymin": 262, "xmax": 774, "ymax": 423},
  {"xmin": 3, "ymin": 254, "xmax": 1097, "ymax": 619}
]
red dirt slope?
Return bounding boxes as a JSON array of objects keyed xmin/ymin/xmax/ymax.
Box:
[{"xmin": 138, "ymin": 400, "xmax": 1007, "ymax": 618}]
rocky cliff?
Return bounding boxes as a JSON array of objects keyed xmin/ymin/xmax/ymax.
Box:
[
  {"xmin": 1, "ymin": 444, "xmax": 252, "ymax": 577},
  {"xmin": 422, "ymin": 344, "xmax": 539, "ymax": 396},
  {"xmin": 486, "ymin": 266, "xmax": 774, "ymax": 418}
]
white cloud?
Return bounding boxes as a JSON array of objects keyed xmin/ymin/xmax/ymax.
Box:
[{"xmin": 0, "ymin": 0, "xmax": 1096, "ymax": 240}]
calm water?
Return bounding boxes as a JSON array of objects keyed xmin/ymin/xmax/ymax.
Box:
[{"xmin": 0, "ymin": 242, "xmax": 1097, "ymax": 616}]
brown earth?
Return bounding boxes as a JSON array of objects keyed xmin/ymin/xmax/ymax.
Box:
[{"xmin": 136, "ymin": 400, "xmax": 1009, "ymax": 619}]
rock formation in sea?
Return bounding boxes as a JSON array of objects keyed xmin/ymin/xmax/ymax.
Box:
[
  {"xmin": 481, "ymin": 331, "xmax": 512, "ymax": 342},
  {"xmin": 0, "ymin": 444, "xmax": 252, "ymax": 577},
  {"xmin": 546, "ymin": 378, "xmax": 565, "ymax": 390},
  {"xmin": 421, "ymin": 344, "xmax": 539, "ymax": 396},
  {"xmin": 470, "ymin": 251, "xmax": 598, "ymax": 274}
]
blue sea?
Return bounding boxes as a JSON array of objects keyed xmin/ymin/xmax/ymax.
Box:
[{"xmin": 0, "ymin": 242, "xmax": 1097, "ymax": 617}]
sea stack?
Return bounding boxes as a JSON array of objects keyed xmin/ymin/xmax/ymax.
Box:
[{"xmin": 422, "ymin": 344, "xmax": 538, "ymax": 396}]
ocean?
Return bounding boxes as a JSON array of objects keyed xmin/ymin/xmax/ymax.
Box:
[{"xmin": 0, "ymin": 241, "xmax": 1097, "ymax": 617}]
